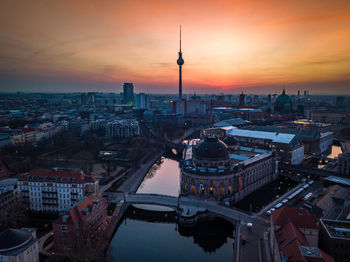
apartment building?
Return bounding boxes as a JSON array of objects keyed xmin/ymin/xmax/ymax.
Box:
[{"xmin": 17, "ymin": 169, "xmax": 99, "ymax": 212}]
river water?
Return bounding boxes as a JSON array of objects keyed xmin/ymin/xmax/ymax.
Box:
[{"xmin": 109, "ymin": 157, "xmax": 235, "ymax": 261}]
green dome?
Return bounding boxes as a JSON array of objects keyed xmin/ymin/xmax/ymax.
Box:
[
  {"xmin": 275, "ymin": 89, "xmax": 291, "ymax": 105},
  {"xmin": 194, "ymin": 136, "xmax": 229, "ymax": 160}
]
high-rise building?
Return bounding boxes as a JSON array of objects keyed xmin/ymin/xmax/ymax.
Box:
[
  {"xmin": 136, "ymin": 93, "xmax": 149, "ymax": 109},
  {"xmin": 80, "ymin": 93, "xmax": 87, "ymax": 105},
  {"xmin": 123, "ymin": 83, "xmax": 134, "ymax": 105},
  {"xmin": 239, "ymin": 92, "xmax": 245, "ymax": 107}
]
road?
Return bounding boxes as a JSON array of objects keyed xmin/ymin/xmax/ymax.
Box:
[
  {"xmin": 118, "ymin": 150, "xmax": 164, "ymax": 193},
  {"xmin": 38, "ymin": 231, "xmax": 54, "ymax": 256}
]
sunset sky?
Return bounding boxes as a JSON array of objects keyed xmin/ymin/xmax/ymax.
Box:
[{"xmin": 1, "ymin": 0, "xmax": 350, "ymax": 94}]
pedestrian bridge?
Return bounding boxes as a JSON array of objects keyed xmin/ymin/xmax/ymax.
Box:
[{"xmin": 105, "ymin": 192, "xmax": 253, "ymax": 223}]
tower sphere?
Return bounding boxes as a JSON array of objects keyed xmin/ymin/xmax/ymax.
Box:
[{"xmin": 177, "ymin": 55, "xmax": 184, "ymax": 66}]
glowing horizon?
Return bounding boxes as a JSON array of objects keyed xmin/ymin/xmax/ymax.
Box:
[{"xmin": 1, "ymin": 0, "xmax": 350, "ymax": 94}]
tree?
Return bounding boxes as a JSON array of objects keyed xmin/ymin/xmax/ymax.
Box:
[
  {"xmin": 62, "ymin": 219, "xmax": 112, "ymax": 262},
  {"xmin": 0, "ymin": 197, "xmax": 28, "ymax": 231}
]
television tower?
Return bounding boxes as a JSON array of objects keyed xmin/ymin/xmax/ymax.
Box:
[{"xmin": 177, "ymin": 25, "xmax": 184, "ymax": 100}]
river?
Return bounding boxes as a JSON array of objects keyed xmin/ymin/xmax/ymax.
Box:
[{"xmin": 109, "ymin": 157, "xmax": 235, "ymax": 261}]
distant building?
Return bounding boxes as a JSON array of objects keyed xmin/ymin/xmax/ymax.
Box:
[
  {"xmin": 80, "ymin": 93, "xmax": 87, "ymax": 105},
  {"xmin": 274, "ymin": 89, "xmax": 293, "ymax": 113},
  {"xmin": 336, "ymin": 96, "xmax": 346, "ymax": 108},
  {"xmin": 338, "ymin": 152, "xmax": 350, "ymax": 175},
  {"xmin": 16, "ymin": 128, "xmax": 36, "ymax": 144},
  {"xmin": 313, "ymin": 185, "xmax": 350, "ymax": 219},
  {"xmin": 123, "ymin": 83, "xmax": 134, "ymax": 105},
  {"xmin": 0, "ymin": 178, "xmax": 17, "ymax": 213},
  {"xmin": 251, "ymin": 126, "xmax": 333, "ymax": 155},
  {"xmin": 0, "ymin": 133, "xmax": 11, "ymax": 148},
  {"xmin": 213, "ymin": 118, "xmax": 248, "ymax": 128},
  {"xmin": 17, "ymin": 169, "xmax": 99, "ymax": 212},
  {"xmin": 53, "ymin": 195, "xmax": 108, "ymax": 253},
  {"xmin": 239, "ymin": 92, "xmax": 245, "ymax": 107},
  {"xmin": 135, "ymin": 93, "xmax": 149, "ymax": 109},
  {"xmin": 319, "ymin": 219, "xmax": 350, "ymax": 262},
  {"xmin": 311, "ymin": 110, "xmax": 346, "ymax": 124},
  {"xmin": 0, "ymin": 228, "xmax": 39, "ymax": 262},
  {"xmin": 0, "ymin": 129, "xmax": 25, "ymax": 145},
  {"xmin": 106, "ymin": 119, "xmax": 139, "ymax": 138}
]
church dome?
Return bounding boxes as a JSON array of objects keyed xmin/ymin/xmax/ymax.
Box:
[
  {"xmin": 275, "ymin": 89, "xmax": 292, "ymax": 112},
  {"xmin": 194, "ymin": 136, "xmax": 230, "ymax": 160},
  {"xmin": 275, "ymin": 89, "xmax": 292, "ymax": 105}
]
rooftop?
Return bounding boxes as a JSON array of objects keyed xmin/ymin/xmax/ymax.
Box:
[
  {"xmin": 321, "ymin": 219, "xmax": 350, "ymax": 240},
  {"xmin": 227, "ymin": 128, "xmax": 296, "ymax": 144},
  {"xmin": 324, "ymin": 176, "xmax": 350, "ymax": 187},
  {"xmin": 272, "ymin": 207, "xmax": 319, "ymax": 229},
  {"xmin": 183, "ymin": 138, "xmax": 273, "ymax": 175},
  {"xmin": 54, "ymin": 195, "xmax": 105, "ymax": 225},
  {"xmin": 0, "ymin": 228, "xmax": 37, "ymax": 256},
  {"xmin": 18, "ymin": 169, "xmax": 96, "ymax": 184}
]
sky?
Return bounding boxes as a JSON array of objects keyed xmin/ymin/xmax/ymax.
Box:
[{"xmin": 0, "ymin": 0, "xmax": 350, "ymax": 94}]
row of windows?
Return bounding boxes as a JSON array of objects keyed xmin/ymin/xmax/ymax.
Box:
[{"xmin": 19, "ymin": 182, "xmax": 83, "ymax": 188}]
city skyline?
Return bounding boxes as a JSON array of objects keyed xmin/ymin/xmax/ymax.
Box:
[{"xmin": 1, "ymin": 0, "xmax": 350, "ymax": 94}]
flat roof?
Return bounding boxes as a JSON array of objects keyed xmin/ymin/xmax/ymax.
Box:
[
  {"xmin": 320, "ymin": 132, "xmax": 333, "ymax": 138},
  {"xmin": 321, "ymin": 219, "xmax": 350, "ymax": 240},
  {"xmin": 325, "ymin": 176, "xmax": 350, "ymax": 186},
  {"xmin": 227, "ymin": 128, "xmax": 295, "ymax": 144}
]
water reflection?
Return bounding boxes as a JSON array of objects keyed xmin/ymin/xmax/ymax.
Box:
[
  {"xmin": 137, "ymin": 157, "xmax": 180, "ymax": 197},
  {"xmin": 109, "ymin": 206, "xmax": 235, "ymax": 262}
]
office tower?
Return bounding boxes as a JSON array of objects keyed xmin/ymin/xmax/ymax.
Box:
[{"xmin": 123, "ymin": 83, "xmax": 134, "ymax": 105}]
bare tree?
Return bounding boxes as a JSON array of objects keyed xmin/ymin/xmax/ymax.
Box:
[
  {"xmin": 0, "ymin": 197, "xmax": 28, "ymax": 230},
  {"xmin": 62, "ymin": 219, "xmax": 112, "ymax": 262}
]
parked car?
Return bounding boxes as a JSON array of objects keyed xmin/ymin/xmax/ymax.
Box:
[{"xmin": 241, "ymin": 235, "xmax": 247, "ymax": 245}]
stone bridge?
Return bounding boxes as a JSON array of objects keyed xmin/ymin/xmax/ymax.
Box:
[{"xmin": 104, "ymin": 192, "xmax": 253, "ymax": 223}]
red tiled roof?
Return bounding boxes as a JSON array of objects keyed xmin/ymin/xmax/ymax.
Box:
[
  {"xmin": 54, "ymin": 195, "xmax": 105, "ymax": 225},
  {"xmin": 272, "ymin": 207, "xmax": 318, "ymax": 229},
  {"xmin": 280, "ymin": 238, "xmax": 307, "ymax": 262},
  {"xmin": 277, "ymin": 221, "xmax": 335, "ymax": 262},
  {"xmin": 276, "ymin": 221, "xmax": 308, "ymax": 248},
  {"xmin": 16, "ymin": 128, "xmax": 36, "ymax": 133},
  {"xmin": 18, "ymin": 169, "xmax": 96, "ymax": 184}
]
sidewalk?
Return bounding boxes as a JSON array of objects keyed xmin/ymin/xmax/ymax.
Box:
[{"xmin": 118, "ymin": 150, "xmax": 164, "ymax": 193}]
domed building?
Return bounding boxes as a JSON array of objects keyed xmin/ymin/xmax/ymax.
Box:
[
  {"xmin": 0, "ymin": 228, "xmax": 39, "ymax": 262},
  {"xmin": 274, "ymin": 89, "xmax": 292, "ymax": 113},
  {"xmin": 192, "ymin": 137, "xmax": 230, "ymax": 169},
  {"xmin": 181, "ymin": 133, "xmax": 278, "ymax": 203}
]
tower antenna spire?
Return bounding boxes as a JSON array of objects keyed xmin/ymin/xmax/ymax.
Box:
[{"xmin": 179, "ymin": 25, "xmax": 182, "ymax": 52}]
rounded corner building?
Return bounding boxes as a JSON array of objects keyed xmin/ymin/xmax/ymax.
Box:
[{"xmin": 181, "ymin": 134, "xmax": 278, "ymax": 203}]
